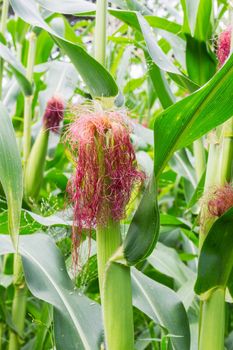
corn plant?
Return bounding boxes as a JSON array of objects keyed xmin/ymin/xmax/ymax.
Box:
[{"xmin": 1, "ymin": 0, "xmax": 233, "ymax": 350}]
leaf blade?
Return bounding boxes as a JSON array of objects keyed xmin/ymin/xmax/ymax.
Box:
[
  {"xmin": 0, "ymin": 103, "xmax": 23, "ymax": 245},
  {"xmin": 10, "ymin": 0, "xmax": 118, "ymax": 98}
]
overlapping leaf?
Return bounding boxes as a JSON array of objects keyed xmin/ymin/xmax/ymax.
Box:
[
  {"xmin": 10, "ymin": 0, "xmax": 118, "ymax": 97},
  {"xmin": 0, "ymin": 234, "xmax": 102, "ymax": 350},
  {"xmin": 123, "ymin": 177, "xmax": 159, "ymax": 265},
  {"xmin": 0, "ymin": 103, "xmax": 23, "ymax": 246},
  {"xmin": 0, "ymin": 42, "xmax": 32, "ymax": 95},
  {"xmin": 132, "ymin": 268, "xmax": 190, "ymax": 350},
  {"xmin": 195, "ymin": 208, "xmax": 233, "ymax": 295},
  {"xmin": 154, "ymin": 53, "xmax": 233, "ymax": 177}
]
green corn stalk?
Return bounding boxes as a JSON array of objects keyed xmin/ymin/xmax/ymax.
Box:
[
  {"xmin": 94, "ymin": 2, "xmax": 134, "ymax": 348},
  {"xmin": 9, "ymin": 30, "xmax": 37, "ymax": 350},
  {"xmin": 193, "ymin": 138, "xmax": 206, "ymax": 181},
  {"xmin": 198, "ymin": 27, "xmax": 233, "ymax": 347},
  {"xmin": 198, "ymin": 129, "xmax": 231, "ymax": 350},
  {"xmin": 96, "ymin": 223, "xmax": 134, "ymax": 350}
]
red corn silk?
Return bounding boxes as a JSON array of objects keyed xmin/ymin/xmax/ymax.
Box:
[
  {"xmin": 42, "ymin": 96, "xmax": 64, "ymax": 133},
  {"xmin": 217, "ymin": 27, "xmax": 232, "ymax": 68},
  {"xmin": 208, "ymin": 184, "xmax": 233, "ymax": 217},
  {"xmin": 66, "ymin": 110, "xmax": 145, "ymax": 231}
]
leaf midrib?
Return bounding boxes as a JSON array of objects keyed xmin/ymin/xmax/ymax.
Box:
[
  {"xmin": 20, "ymin": 245, "xmax": 91, "ymax": 350},
  {"xmin": 155, "ymin": 62, "xmax": 233, "ymax": 177}
]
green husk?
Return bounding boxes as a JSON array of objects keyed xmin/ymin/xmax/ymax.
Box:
[{"xmin": 24, "ymin": 128, "xmax": 49, "ymax": 203}]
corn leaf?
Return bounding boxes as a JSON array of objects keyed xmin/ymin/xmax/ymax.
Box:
[
  {"xmin": 132, "ymin": 268, "xmax": 190, "ymax": 350},
  {"xmin": 195, "ymin": 208, "xmax": 233, "ymax": 295},
  {"xmin": 123, "ymin": 178, "xmax": 159, "ymax": 265},
  {"xmin": 154, "ymin": 53, "xmax": 233, "ymax": 177},
  {"xmin": 0, "ymin": 103, "xmax": 23, "ymax": 246},
  {"xmin": 10, "ymin": 0, "xmax": 118, "ymax": 98},
  {"xmin": 0, "ymin": 234, "xmax": 102, "ymax": 350},
  {"xmin": 0, "ymin": 42, "xmax": 32, "ymax": 95}
]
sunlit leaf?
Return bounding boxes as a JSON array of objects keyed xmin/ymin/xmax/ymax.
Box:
[
  {"xmin": 10, "ymin": 0, "xmax": 118, "ymax": 98},
  {"xmin": 154, "ymin": 54, "xmax": 233, "ymax": 177},
  {"xmin": 132, "ymin": 268, "xmax": 190, "ymax": 350},
  {"xmin": 0, "ymin": 42, "xmax": 32, "ymax": 95},
  {"xmin": 0, "ymin": 103, "xmax": 23, "ymax": 246},
  {"xmin": 0, "ymin": 234, "xmax": 102, "ymax": 350}
]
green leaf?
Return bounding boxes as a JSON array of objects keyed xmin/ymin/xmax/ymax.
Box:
[
  {"xmin": 137, "ymin": 13, "xmax": 179, "ymax": 74},
  {"xmin": 36, "ymin": 0, "xmax": 96, "ymax": 13},
  {"xmin": 185, "ymin": 0, "xmax": 215, "ymax": 86},
  {"xmin": 146, "ymin": 52, "xmax": 175, "ymax": 109},
  {"xmin": 10, "ymin": 0, "xmax": 118, "ymax": 98},
  {"xmin": 123, "ymin": 178, "xmax": 160, "ymax": 265},
  {"xmin": 187, "ymin": 171, "xmax": 205, "ymax": 209},
  {"xmin": 170, "ymin": 150, "xmax": 196, "ymax": 187},
  {"xmin": 195, "ymin": 208, "xmax": 233, "ymax": 295},
  {"xmin": 148, "ymin": 242, "xmax": 195, "ymax": 287},
  {"xmin": 110, "ymin": 10, "xmax": 182, "ymax": 35},
  {"xmin": 0, "ymin": 234, "xmax": 102, "ymax": 350},
  {"xmin": 185, "ymin": 0, "xmax": 212, "ymax": 39},
  {"xmin": 137, "ymin": 14, "xmax": 198, "ymax": 94},
  {"xmin": 193, "ymin": 0, "xmax": 213, "ymax": 41},
  {"xmin": 186, "ymin": 35, "xmax": 216, "ymax": 85},
  {"xmin": 160, "ymin": 214, "xmax": 189, "ymax": 228},
  {"xmin": 0, "ymin": 103, "xmax": 23, "ymax": 246},
  {"xmin": 0, "ymin": 42, "xmax": 33, "ymax": 95},
  {"xmin": 154, "ymin": 54, "xmax": 233, "ymax": 177},
  {"xmin": 132, "ymin": 268, "xmax": 190, "ymax": 350}
]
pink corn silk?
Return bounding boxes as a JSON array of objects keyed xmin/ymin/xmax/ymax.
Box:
[
  {"xmin": 43, "ymin": 96, "xmax": 64, "ymax": 133},
  {"xmin": 67, "ymin": 111, "xmax": 145, "ymax": 231},
  {"xmin": 217, "ymin": 27, "xmax": 231, "ymax": 67},
  {"xmin": 208, "ymin": 184, "xmax": 233, "ymax": 217}
]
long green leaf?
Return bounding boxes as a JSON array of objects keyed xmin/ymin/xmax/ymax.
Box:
[
  {"xmin": 132, "ymin": 268, "xmax": 190, "ymax": 350},
  {"xmin": 110, "ymin": 10, "xmax": 182, "ymax": 34},
  {"xmin": 186, "ymin": 35, "xmax": 216, "ymax": 85},
  {"xmin": 154, "ymin": 53, "xmax": 233, "ymax": 177},
  {"xmin": 37, "ymin": 0, "xmax": 182, "ymax": 35},
  {"xmin": 0, "ymin": 42, "xmax": 32, "ymax": 95},
  {"xmin": 10, "ymin": 0, "xmax": 118, "ymax": 98},
  {"xmin": 148, "ymin": 242, "xmax": 195, "ymax": 288},
  {"xmin": 195, "ymin": 208, "xmax": 233, "ymax": 295},
  {"xmin": 0, "ymin": 234, "xmax": 102, "ymax": 350},
  {"xmin": 137, "ymin": 14, "xmax": 179, "ymax": 74},
  {"xmin": 0, "ymin": 103, "xmax": 23, "ymax": 246},
  {"xmin": 185, "ymin": 0, "xmax": 212, "ymax": 39},
  {"xmin": 145, "ymin": 52, "xmax": 175, "ymax": 109},
  {"xmin": 123, "ymin": 178, "xmax": 160, "ymax": 265},
  {"xmin": 37, "ymin": 0, "xmax": 96, "ymax": 13},
  {"xmin": 137, "ymin": 13, "xmax": 198, "ymax": 93}
]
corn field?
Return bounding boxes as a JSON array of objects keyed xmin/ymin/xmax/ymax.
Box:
[{"xmin": 0, "ymin": 0, "xmax": 233, "ymax": 349}]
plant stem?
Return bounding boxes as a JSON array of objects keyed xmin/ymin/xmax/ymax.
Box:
[
  {"xmin": 23, "ymin": 32, "xmax": 36, "ymax": 165},
  {"xmin": 0, "ymin": 322, "xmax": 3, "ymax": 350},
  {"xmin": 0, "ymin": 0, "xmax": 8, "ymax": 33},
  {"xmin": 0, "ymin": 0, "xmax": 9, "ymax": 99},
  {"xmin": 199, "ymin": 288, "xmax": 225, "ymax": 350},
  {"xmin": 217, "ymin": 118, "xmax": 233, "ymax": 185},
  {"xmin": 96, "ymin": 220, "xmax": 122, "ymax": 296},
  {"xmin": 193, "ymin": 138, "xmax": 206, "ymax": 181},
  {"xmin": 8, "ymin": 31, "xmax": 36, "ymax": 350},
  {"xmin": 94, "ymin": 0, "xmax": 107, "ymax": 65},
  {"xmin": 96, "ymin": 220, "xmax": 134, "ymax": 350},
  {"xmin": 9, "ymin": 254, "xmax": 27, "ymax": 350}
]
